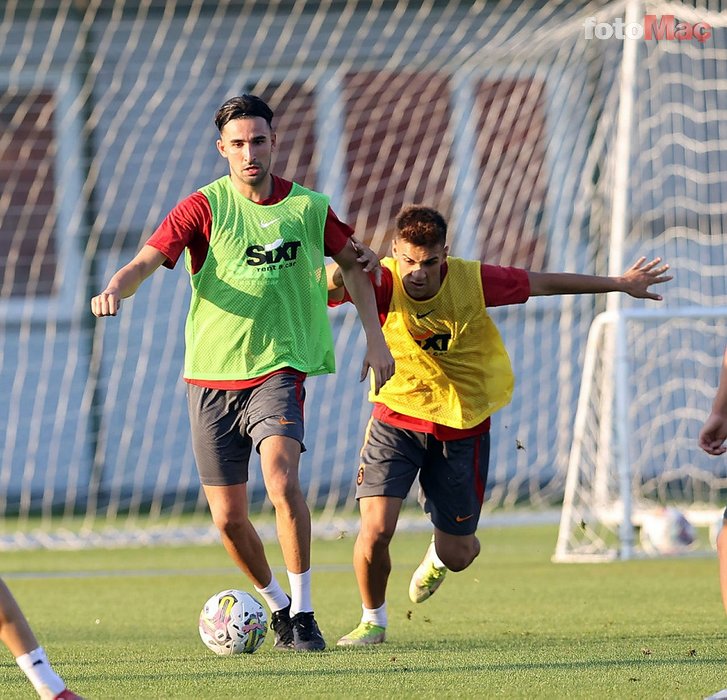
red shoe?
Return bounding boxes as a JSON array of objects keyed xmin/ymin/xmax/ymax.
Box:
[{"xmin": 54, "ymin": 690, "xmax": 83, "ymax": 700}]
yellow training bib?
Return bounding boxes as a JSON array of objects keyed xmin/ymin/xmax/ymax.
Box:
[{"xmin": 371, "ymin": 256, "xmax": 514, "ymax": 428}]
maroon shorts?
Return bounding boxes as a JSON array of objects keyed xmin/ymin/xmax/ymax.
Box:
[{"xmin": 187, "ymin": 372, "xmax": 305, "ymax": 486}]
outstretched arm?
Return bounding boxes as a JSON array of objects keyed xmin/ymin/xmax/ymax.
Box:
[
  {"xmin": 699, "ymin": 347, "xmax": 727, "ymax": 456},
  {"xmin": 331, "ymin": 241, "xmax": 394, "ymax": 394},
  {"xmin": 90, "ymin": 244, "xmax": 168, "ymax": 317},
  {"xmin": 528, "ymin": 257, "xmax": 671, "ymax": 300}
]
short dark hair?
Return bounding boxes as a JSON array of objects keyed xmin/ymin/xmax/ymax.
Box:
[
  {"xmin": 215, "ymin": 94, "xmax": 274, "ymax": 132},
  {"xmin": 395, "ymin": 205, "xmax": 447, "ymax": 247}
]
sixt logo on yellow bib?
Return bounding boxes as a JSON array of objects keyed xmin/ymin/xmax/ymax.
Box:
[
  {"xmin": 246, "ymin": 238, "xmax": 302, "ymax": 267},
  {"xmin": 410, "ymin": 328, "xmax": 452, "ymax": 354}
]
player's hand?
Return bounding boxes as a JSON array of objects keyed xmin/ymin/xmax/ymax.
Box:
[
  {"xmin": 699, "ymin": 413, "xmax": 727, "ymax": 455},
  {"xmin": 619, "ymin": 257, "xmax": 672, "ymax": 300},
  {"xmin": 91, "ymin": 289, "xmax": 121, "ymax": 317},
  {"xmin": 350, "ymin": 236, "xmax": 382, "ymax": 287},
  {"xmin": 361, "ymin": 337, "xmax": 395, "ymax": 394}
]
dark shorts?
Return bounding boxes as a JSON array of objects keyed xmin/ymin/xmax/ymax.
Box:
[
  {"xmin": 187, "ymin": 373, "xmax": 306, "ymax": 486},
  {"xmin": 356, "ymin": 418, "xmax": 490, "ymax": 536}
]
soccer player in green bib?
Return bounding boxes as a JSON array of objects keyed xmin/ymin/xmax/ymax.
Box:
[
  {"xmin": 327, "ymin": 205, "xmax": 671, "ymax": 646},
  {"xmin": 91, "ymin": 95, "xmax": 395, "ymax": 651}
]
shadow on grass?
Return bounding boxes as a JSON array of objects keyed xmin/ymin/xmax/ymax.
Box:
[{"xmin": 43, "ymin": 653, "xmax": 726, "ymax": 684}]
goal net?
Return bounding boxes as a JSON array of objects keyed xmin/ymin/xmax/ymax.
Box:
[
  {"xmin": 554, "ymin": 308, "xmax": 727, "ymax": 562},
  {"xmin": 1, "ymin": 0, "xmax": 725, "ymax": 551},
  {"xmin": 555, "ymin": 1, "xmax": 727, "ymax": 561}
]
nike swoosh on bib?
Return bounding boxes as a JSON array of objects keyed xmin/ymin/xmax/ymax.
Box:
[
  {"xmin": 415, "ymin": 310, "xmax": 434, "ymax": 319},
  {"xmin": 261, "ymin": 218, "xmax": 281, "ymax": 228}
]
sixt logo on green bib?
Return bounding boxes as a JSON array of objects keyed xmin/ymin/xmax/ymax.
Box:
[{"xmin": 245, "ymin": 239, "xmax": 302, "ymax": 267}]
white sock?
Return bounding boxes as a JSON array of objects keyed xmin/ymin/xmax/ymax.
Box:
[
  {"xmin": 430, "ymin": 538, "xmax": 447, "ymax": 570},
  {"xmin": 16, "ymin": 647, "xmax": 65, "ymax": 699},
  {"xmin": 287, "ymin": 569, "xmax": 312, "ymax": 616},
  {"xmin": 361, "ymin": 602, "xmax": 387, "ymax": 628},
  {"xmin": 254, "ymin": 576, "xmax": 290, "ymax": 613}
]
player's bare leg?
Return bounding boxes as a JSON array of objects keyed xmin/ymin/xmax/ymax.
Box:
[
  {"xmin": 259, "ymin": 436, "xmax": 310, "ymax": 573},
  {"xmin": 203, "ymin": 483, "xmax": 273, "ymax": 586},
  {"xmin": 204, "ymin": 481, "xmax": 298, "ymax": 650},
  {"xmin": 353, "ymin": 496, "xmax": 401, "ymax": 608},
  {"xmin": 433, "ymin": 529, "xmax": 480, "ymax": 571},
  {"xmin": 409, "ymin": 528, "xmax": 480, "ymax": 604},
  {"xmin": 0, "ymin": 580, "xmax": 82, "ymax": 699},
  {"xmin": 0, "ymin": 580, "xmax": 38, "ymax": 657},
  {"xmin": 338, "ymin": 496, "xmax": 401, "ymax": 646},
  {"xmin": 717, "ymin": 521, "xmax": 727, "ymax": 615},
  {"xmin": 259, "ymin": 435, "xmax": 324, "ymax": 650}
]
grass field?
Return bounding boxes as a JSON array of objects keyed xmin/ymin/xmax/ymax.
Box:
[{"xmin": 1, "ymin": 524, "xmax": 725, "ymax": 699}]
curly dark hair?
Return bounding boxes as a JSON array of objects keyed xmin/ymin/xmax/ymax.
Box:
[
  {"xmin": 214, "ymin": 94, "xmax": 274, "ymax": 132},
  {"xmin": 395, "ymin": 205, "xmax": 447, "ymax": 247}
]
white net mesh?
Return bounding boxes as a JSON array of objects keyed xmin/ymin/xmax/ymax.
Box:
[
  {"xmin": 555, "ymin": 1, "xmax": 727, "ymax": 561},
  {"xmin": 1, "ymin": 0, "xmax": 725, "ymax": 550}
]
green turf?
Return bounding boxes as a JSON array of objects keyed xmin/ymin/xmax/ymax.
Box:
[{"xmin": 1, "ymin": 525, "xmax": 725, "ymax": 699}]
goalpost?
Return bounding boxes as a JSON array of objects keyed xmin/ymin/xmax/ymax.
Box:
[
  {"xmin": 554, "ymin": 306, "xmax": 727, "ymax": 562},
  {"xmin": 1, "ymin": 1, "xmax": 726, "ymax": 550},
  {"xmin": 554, "ymin": 1, "xmax": 727, "ymax": 561}
]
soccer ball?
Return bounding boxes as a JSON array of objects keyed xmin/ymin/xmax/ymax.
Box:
[
  {"xmin": 199, "ymin": 589, "xmax": 267, "ymax": 655},
  {"xmin": 639, "ymin": 507, "xmax": 696, "ymax": 555}
]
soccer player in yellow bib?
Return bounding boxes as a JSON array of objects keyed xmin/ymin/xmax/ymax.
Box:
[
  {"xmin": 92, "ymin": 95, "xmax": 394, "ymax": 652},
  {"xmin": 327, "ymin": 205, "xmax": 671, "ymax": 646}
]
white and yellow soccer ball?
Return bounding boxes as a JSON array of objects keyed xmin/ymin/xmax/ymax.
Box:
[
  {"xmin": 199, "ymin": 589, "xmax": 267, "ymax": 655},
  {"xmin": 639, "ymin": 507, "xmax": 696, "ymax": 555}
]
